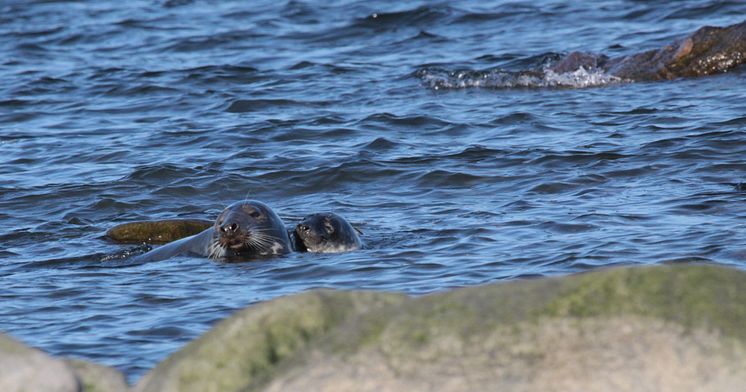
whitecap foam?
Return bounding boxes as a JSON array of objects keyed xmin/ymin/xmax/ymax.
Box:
[
  {"xmin": 416, "ymin": 65, "xmax": 625, "ymax": 90},
  {"xmin": 541, "ymin": 66, "xmax": 624, "ymax": 88}
]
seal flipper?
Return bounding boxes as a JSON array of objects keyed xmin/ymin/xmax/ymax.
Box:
[{"xmin": 132, "ymin": 228, "xmax": 215, "ymax": 262}]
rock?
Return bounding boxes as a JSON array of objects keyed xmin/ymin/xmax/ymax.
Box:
[
  {"xmin": 136, "ymin": 263, "xmax": 746, "ymax": 392},
  {"xmin": 0, "ymin": 333, "xmax": 80, "ymax": 392},
  {"xmin": 0, "ymin": 333, "xmax": 129, "ymax": 392},
  {"xmin": 65, "ymin": 359, "xmax": 129, "ymax": 392},
  {"xmin": 106, "ymin": 219, "xmax": 212, "ymax": 244},
  {"xmin": 135, "ymin": 290, "xmax": 406, "ymax": 392},
  {"xmin": 607, "ymin": 20, "xmax": 746, "ymax": 80},
  {"xmin": 548, "ymin": 20, "xmax": 746, "ymax": 81}
]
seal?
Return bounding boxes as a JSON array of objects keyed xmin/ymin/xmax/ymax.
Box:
[
  {"xmin": 133, "ymin": 200, "xmax": 292, "ymax": 262},
  {"xmin": 294, "ymin": 212, "xmax": 362, "ymax": 253}
]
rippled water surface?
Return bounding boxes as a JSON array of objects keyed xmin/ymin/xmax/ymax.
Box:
[{"xmin": 2, "ymin": 0, "xmax": 746, "ymax": 382}]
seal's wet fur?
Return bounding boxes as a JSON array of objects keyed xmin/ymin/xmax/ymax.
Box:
[
  {"xmin": 294, "ymin": 212, "xmax": 362, "ymax": 253},
  {"xmin": 134, "ymin": 201, "xmax": 291, "ymax": 262}
]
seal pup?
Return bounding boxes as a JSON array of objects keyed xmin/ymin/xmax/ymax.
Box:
[
  {"xmin": 294, "ymin": 212, "xmax": 363, "ymax": 253},
  {"xmin": 134, "ymin": 200, "xmax": 291, "ymax": 262}
]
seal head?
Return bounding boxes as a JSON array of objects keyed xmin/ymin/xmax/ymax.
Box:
[
  {"xmin": 209, "ymin": 201, "xmax": 292, "ymax": 260},
  {"xmin": 294, "ymin": 212, "xmax": 362, "ymax": 253},
  {"xmin": 133, "ymin": 200, "xmax": 291, "ymax": 262}
]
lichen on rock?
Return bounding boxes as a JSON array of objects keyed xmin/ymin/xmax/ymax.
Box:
[{"xmin": 135, "ymin": 264, "xmax": 746, "ymax": 392}]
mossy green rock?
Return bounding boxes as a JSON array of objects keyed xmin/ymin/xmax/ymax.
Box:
[
  {"xmin": 65, "ymin": 359, "xmax": 129, "ymax": 392},
  {"xmin": 106, "ymin": 219, "xmax": 213, "ymax": 244},
  {"xmin": 137, "ymin": 264, "xmax": 746, "ymax": 392},
  {"xmin": 135, "ymin": 290, "xmax": 406, "ymax": 392}
]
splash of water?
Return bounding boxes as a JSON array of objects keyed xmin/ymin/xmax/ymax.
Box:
[{"xmin": 416, "ymin": 65, "xmax": 624, "ymax": 90}]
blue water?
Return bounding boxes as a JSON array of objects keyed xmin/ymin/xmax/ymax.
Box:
[{"xmin": 2, "ymin": 0, "xmax": 746, "ymax": 383}]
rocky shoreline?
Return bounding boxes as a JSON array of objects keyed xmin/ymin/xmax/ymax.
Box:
[{"xmin": 4, "ymin": 263, "xmax": 746, "ymax": 392}]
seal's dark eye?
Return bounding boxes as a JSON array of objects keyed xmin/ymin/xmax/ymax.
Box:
[{"xmin": 250, "ymin": 211, "xmax": 260, "ymax": 218}]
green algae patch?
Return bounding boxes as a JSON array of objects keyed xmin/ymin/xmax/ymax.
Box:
[
  {"xmin": 135, "ymin": 264, "xmax": 746, "ymax": 392},
  {"xmin": 106, "ymin": 219, "xmax": 213, "ymax": 244},
  {"xmin": 65, "ymin": 359, "xmax": 129, "ymax": 392},
  {"xmin": 0, "ymin": 333, "xmax": 33, "ymax": 355},
  {"xmin": 258, "ymin": 264, "xmax": 746, "ymax": 392},
  {"xmin": 135, "ymin": 290, "xmax": 405, "ymax": 392},
  {"xmin": 541, "ymin": 264, "xmax": 746, "ymax": 341},
  {"xmin": 288, "ymin": 264, "xmax": 746, "ymax": 373}
]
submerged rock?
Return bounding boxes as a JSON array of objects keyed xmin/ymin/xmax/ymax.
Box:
[
  {"xmin": 136, "ymin": 263, "xmax": 746, "ymax": 392},
  {"xmin": 608, "ymin": 20, "xmax": 746, "ymax": 81},
  {"xmin": 419, "ymin": 20, "xmax": 746, "ymax": 89},
  {"xmin": 0, "ymin": 333, "xmax": 127, "ymax": 392},
  {"xmin": 106, "ymin": 219, "xmax": 212, "ymax": 244},
  {"xmin": 551, "ymin": 20, "xmax": 746, "ymax": 82}
]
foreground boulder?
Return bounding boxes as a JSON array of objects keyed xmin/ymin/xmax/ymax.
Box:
[
  {"xmin": 65, "ymin": 359, "xmax": 129, "ymax": 392},
  {"xmin": 136, "ymin": 263, "xmax": 746, "ymax": 392},
  {"xmin": 0, "ymin": 333, "xmax": 127, "ymax": 392}
]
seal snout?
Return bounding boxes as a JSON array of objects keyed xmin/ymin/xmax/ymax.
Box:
[
  {"xmin": 217, "ymin": 216, "xmax": 250, "ymax": 249},
  {"xmin": 296, "ymin": 223, "xmax": 321, "ymax": 242},
  {"xmin": 220, "ymin": 222, "xmax": 239, "ymax": 234}
]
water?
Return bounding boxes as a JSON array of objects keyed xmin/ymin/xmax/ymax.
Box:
[{"xmin": 2, "ymin": 0, "xmax": 746, "ymax": 383}]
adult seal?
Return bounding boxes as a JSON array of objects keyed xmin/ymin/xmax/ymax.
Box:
[
  {"xmin": 134, "ymin": 200, "xmax": 292, "ymax": 262},
  {"xmin": 294, "ymin": 212, "xmax": 362, "ymax": 253}
]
